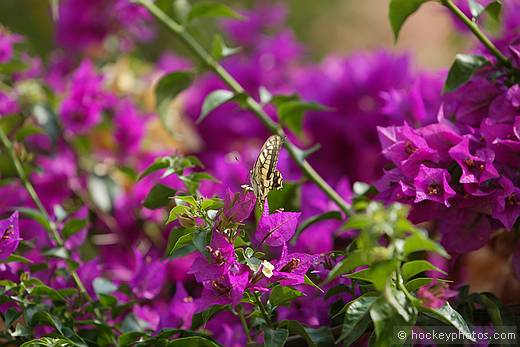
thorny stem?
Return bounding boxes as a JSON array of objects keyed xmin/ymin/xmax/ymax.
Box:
[
  {"xmin": 137, "ymin": 0, "xmax": 351, "ymax": 216},
  {"xmin": 0, "ymin": 127, "xmax": 91, "ymax": 300},
  {"xmin": 440, "ymin": 0, "xmax": 512, "ymax": 68}
]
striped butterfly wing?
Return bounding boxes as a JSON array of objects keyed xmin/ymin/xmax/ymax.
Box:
[{"xmin": 250, "ymin": 135, "xmax": 284, "ymax": 204}]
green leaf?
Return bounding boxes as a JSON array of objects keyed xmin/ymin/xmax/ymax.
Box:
[
  {"xmin": 264, "ymin": 328, "xmax": 288, "ymax": 347},
  {"xmin": 405, "ymin": 277, "xmax": 434, "ymax": 292},
  {"xmin": 291, "ymin": 211, "xmax": 342, "ymax": 245},
  {"xmin": 337, "ymin": 295, "xmax": 377, "ymax": 342},
  {"xmin": 304, "ymin": 275, "xmax": 324, "ymax": 293},
  {"xmin": 341, "ymin": 213, "xmax": 372, "ymax": 231},
  {"xmin": 180, "ymin": 172, "xmax": 220, "ymax": 194},
  {"xmin": 138, "ymin": 155, "xmax": 204, "ymax": 181},
  {"xmin": 17, "ymin": 207, "xmax": 51, "ymax": 231},
  {"xmin": 401, "ymin": 260, "xmax": 447, "ymax": 281},
  {"xmin": 167, "ymin": 205, "xmax": 190, "ymax": 223},
  {"xmin": 138, "ymin": 157, "xmax": 173, "ymax": 180},
  {"xmin": 4, "ymin": 308, "xmax": 21, "ymax": 329},
  {"xmin": 201, "ymin": 197, "xmax": 223, "ymax": 210},
  {"xmin": 187, "ymin": 2, "xmax": 243, "ymax": 22},
  {"xmin": 168, "ymin": 232, "xmax": 195, "ymax": 257},
  {"xmin": 341, "ymin": 315, "xmax": 370, "ymax": 346},
  {"xmin": 143, "ymin": 184, "xmax": 176, "ymax": 210},
  {"xmin": 303, "ymin": 326, "xmax": 335, "ymax": 346},
  {"xmin": 98, "ymin": 293, "xmax": 118, "ymax": 307},
  {"xmin": 20, "ymin": 337, "xmax": 82, "ymax": 347},
  {"xmin": 421, "ymin": 303, "xmax": 474, "ymax": 342},
  {"xmin": 444, "ymin": 54, "xmax": 490, "ymax": 92},
  {"xmin": 483, "ymin": 1, "xmax": 501, "ymax": 21},
  {"xmin": 93, "ymin": 278, "xmax": 117, "ymax": 295},
  {"xmin": 384, "ymin": 285, "xmax": 416, "ymax": 323},
  {"xmin": 191, "ymin": 305, "xmax": 229, "ymax": 329},
  {"xmin": 326, "ymin": 250, "xmax": 370, "ymax": 282},
  {"xmin": 403, "ymin": 230, "xmax": 449, "ymax": 258},
  {"xmin": 165, "ymin": 227, "xmax": 195, "ymax": 258},
  {"xmin": 119, "ymin": 331, "xmax": 148, "ymax": 346},
  {"xmin": 347, "ymin": 259, "xmax": 398, "ymax": 291},
  {"xmin": 211, "ymin": 34, "xmax": 241, "ymax": 61},
  {"xmin": 15, "ymin": 125, "xmax": 44, "ymax": 141},
  {"xmin": 3, "ymin": 254, "xmax": 33, "ymax": 264},
  {"xmin": 62, "ymin": 218, "xmax": 87, "ymax": 240},
  {"xmin": 155, "ymin": 71, "xmax": 193, "ymax": 119},
  {"xmin": 269, "ymin": 285, "xmax": 304, "ymax": 308},
  {"xmin": 281, "ymin": 326, "xmax": 333, "ymax": 347},
  {"xmin": 29, "ymin": 285, "xmax": 65, "ymax": 301},
  {"xmin": 278, "ymin": 100, "xmax": 328, "ymax": 137},
  {"xmin": 31, "ymin": 311, "xmax": 63, "ymax": 334},
  {"xmin": 278, "ymin": 320, "xmax": 324, "ymax": 347},
  {"xmin": 389, "ymin": 0, "xmax": 430, "ymax": 41},
  {"xmin": 370, "ymin": 296, "xmax": 412, "ymax": 347},
  {"xmin": 196, "ymin": 89, "xmax": 235, "ymax": 124}
]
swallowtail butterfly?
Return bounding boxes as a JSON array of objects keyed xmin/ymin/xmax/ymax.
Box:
[{"xmin": 246, "ymin": 135, "xmax": 284, "ymax": 205}]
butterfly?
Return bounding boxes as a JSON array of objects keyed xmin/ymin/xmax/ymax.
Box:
[{"xmin": 245, "ymin": 135, "xmax": 285, "ymax": 205}]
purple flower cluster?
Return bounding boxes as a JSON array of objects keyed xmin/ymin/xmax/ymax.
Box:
[
  {"xmin": 56, "ymin": 0, "xmax": 154, "ymax": 52},
  {"xmin": 189, "ymin": 191, "xmax": 317, "ymax": 315},
  {"xmin": 376, "ymin": 43, "xmax": 520, "ymax": 256},
  {"xmin": 2, "ymin": 0, "xmax": 520, "ymax": 344},
  {"xmin": 59, "ymin": 60, "xmax": 113, "ymax": 134}
]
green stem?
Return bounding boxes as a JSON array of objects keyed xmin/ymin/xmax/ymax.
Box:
[
  {"xmin": 137, "ymin": 0, "xmax": 351, "ymax": 216},
  {"xmin": 253, "ymin": 291, "xmax": 272, "ymax": 328},
  {"xmin": 237, "ymin": 305, "xmax": 253, "ymax": 343},
  {"xmin": 0, "ymin": 128, "xmax": 91, "ymax": 300},
  {"xmin": 440, "ymin": 0, "xmax": 511, "ymax": 68}
]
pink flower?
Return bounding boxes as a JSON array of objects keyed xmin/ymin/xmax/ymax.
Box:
[
  {"xmin": 414, "ymin": 165, "xmax": 456, "ymax": 207},
  {"xmin": 0, "ymin": 211, "xmax": 21, "ymax": 259},
  {"xmin": 417, "ymin": 280, "xmax": 458, "ymax": 309},
  {"xmin": 256, "ymin": 200, "xmax": 301, "ymax": 247}
]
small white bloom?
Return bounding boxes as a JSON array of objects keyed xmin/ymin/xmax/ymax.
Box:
[{"xmin": 261, "ymin": 260, "xmax": 274, "ymax": 278}]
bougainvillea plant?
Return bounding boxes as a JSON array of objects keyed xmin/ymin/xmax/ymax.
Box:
[{"xmin": 0, "ymin": 0, "xmax": 519, "ymax": 346}]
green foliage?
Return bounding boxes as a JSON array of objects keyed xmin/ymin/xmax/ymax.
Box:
[
  {"xmin": 388, "ymin": 0, "xmax": 431, "ymax": 41},
  {"xmin": 155, "ymin": 71, "xmax": 194, "ymax": 119},
  {"xmin": 143, "ymin": 184, "xmax": 176, "ymax": 209},
  {"xmin": 138, "ymin": 155, "xmax": 203, "ymax": 180},
  {"xmin": 272, "ymin": 94, "xmax": 329, "ymax": 137},
  {"xmin": 196, "ymin": 89, "xmax": 236, "ymax": 124},
  {"xmin": 268, "ymin": 285, "xmax": 304, "ymax": 308},
  {"xmin": 187, "ymin": 2, "xmax": 243, "ymax": 23},
  {"xmin": 327, "ymin": 201, "xmax": 472, "ymax": 346},
  {"xmin": 444, "ymin": 54, "xmax": 490, "ymax": 92},
  {"xmin": 264, "ymin": 328, "xmax": 289, "ymax": 347},
  {"xmin": 211, "ymin": 34, "xmax": 241, "ymax": 61}
]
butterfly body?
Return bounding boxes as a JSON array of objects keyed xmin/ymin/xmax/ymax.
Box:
[{"xmin": 249, "ymin": 135, "xmax": 284, "ymax": 205}]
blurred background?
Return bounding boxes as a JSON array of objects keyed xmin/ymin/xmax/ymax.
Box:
[{"xmin": 0, "ymin": 0, "xmax": 472, "ymax": 69}]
